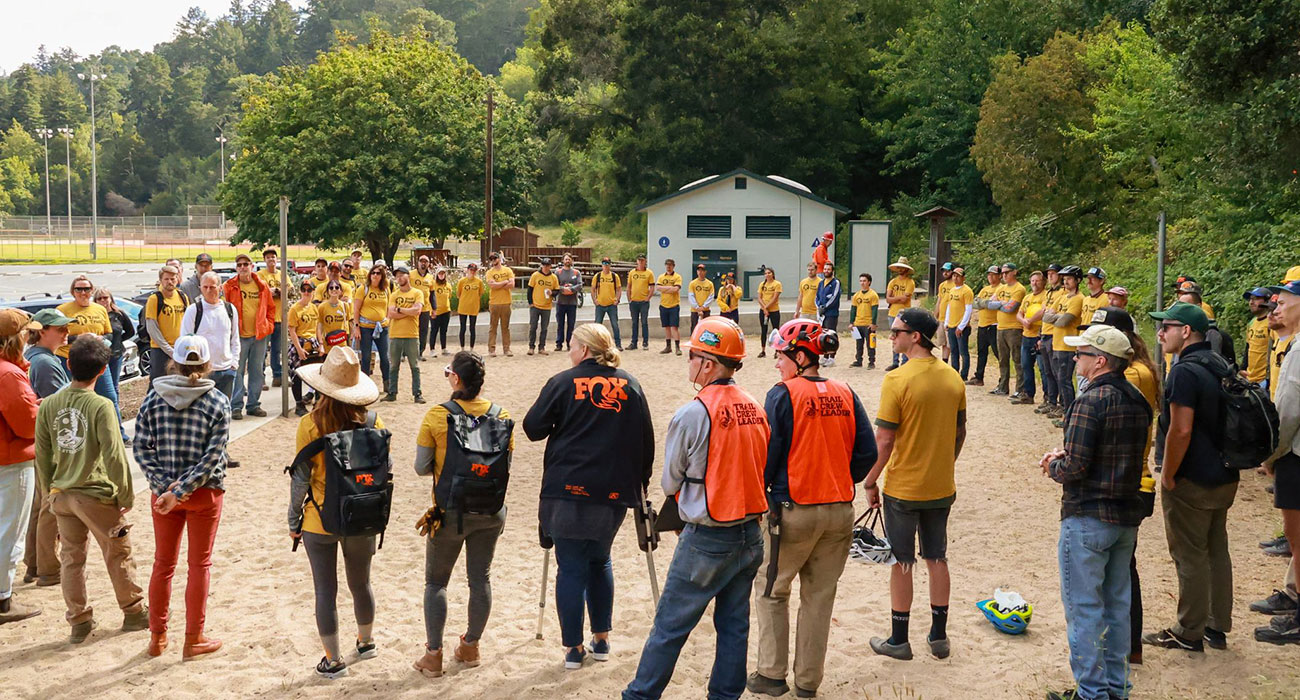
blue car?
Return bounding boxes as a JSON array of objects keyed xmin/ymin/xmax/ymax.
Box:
[{"xmin": 0, "ymin": 293, "xmax": 144, "ymax": 379}]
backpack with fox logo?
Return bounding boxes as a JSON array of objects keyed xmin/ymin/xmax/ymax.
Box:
[
  {"xmin": 289, "ymin": 411, "xmax": 395, "ymax": 546},
  {"xmin": 435, "ymin": 401, "xmax": 513, "ymax": 532},
  {"xmin": 1179, "ymin": 352, "xmax": 1279, "ymax": 470}
]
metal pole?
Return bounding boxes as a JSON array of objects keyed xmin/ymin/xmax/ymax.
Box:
[
  {"xmin": 280, "ymin": 196, "xmax": 291, "ymax": 417},
  {"xmin": 1155, "ymin": 210, "xmax": 1167, "ymax": 377},
  {"xmin": 88, "ymin": 75, "xmax": 99, "ymax": 260},
  {"xmin": 60, "ymin": 127, "xmax": 73, "ymax": 234},
  {"xmin": 484, "ymin": 89, "xmax": 494, "ymax": 257},
  {"xmin": 37, "ymin": 129, "xmax": 52, "ymax": 234}
]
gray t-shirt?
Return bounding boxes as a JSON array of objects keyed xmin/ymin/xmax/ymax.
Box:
[{"xmin": 556, "ymin": 268, "xmax": 582, "ymax": 306}]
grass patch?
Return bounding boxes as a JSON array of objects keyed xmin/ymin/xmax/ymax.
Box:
[{"xmin": 0, "ymin": 241, "xmax": 359, "ymax": 265}]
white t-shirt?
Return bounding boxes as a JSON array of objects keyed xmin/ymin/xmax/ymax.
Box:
[{"xmin": 180, "ymin": 299, "xmax": 240, "ymax": 371}]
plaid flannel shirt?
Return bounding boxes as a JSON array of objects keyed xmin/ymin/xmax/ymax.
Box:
[
  {"xmin": 133, "ymin": 386, "xmax": 230, "ymax": 498},
  {"xmin": 1049, "ymin": 370, "xmax": 1151, "ymax": 526}
]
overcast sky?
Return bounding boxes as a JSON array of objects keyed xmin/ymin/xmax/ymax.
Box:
[{"xmin": 3, "ymin": 1, "xmax": 307, "ymax": 74}]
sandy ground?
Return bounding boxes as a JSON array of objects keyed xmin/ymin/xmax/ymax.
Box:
[{"xmin": 3, "ymin": 336, "xmax": 1298, "ymax": 700}]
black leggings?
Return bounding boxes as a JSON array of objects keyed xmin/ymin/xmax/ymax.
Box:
[
  {"xmin": 430, "ymin": 312, "xmax": 451, "ymax": 351},
  {"xmin": 458, "ymin": 314, "xmax": 478, "ymax": 348},
  {"xmin": 759, "ymin": 310, "xmax": 781, "ymax": 344},
  {"xmin": 303, "ymin": 532, "xmax": 376, "ymax": 658}
]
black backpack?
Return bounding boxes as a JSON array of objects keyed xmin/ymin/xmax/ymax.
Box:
[
  {"xmin": 290, "ymin": 411, "xmax": 395, "ymax": 545},
  {"xmin": 1180, "ymin": 352, "xmax": 1280, "ymax": 470},
  {"xmin": 435, "ymin": 401, "xmax": 513, "ymax": 532},
  {"xmin": 136, "ymin": 290, "xmax": 189, "ymax": 349},
  {"xmin": 190, "ymin": 300, "xmax": 235, "ymax": 334}
]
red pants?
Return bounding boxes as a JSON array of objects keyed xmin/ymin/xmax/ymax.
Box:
[{"xmin": 148, "ymin": 487, "xmax": 223, "ymax": 635}]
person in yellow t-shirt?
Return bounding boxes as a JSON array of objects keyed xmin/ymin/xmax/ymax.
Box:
[
  {"xmin": 456, "ymin": 263, "xmax": 485, "ymax": 349},
  {"xmin": 970, "ymin": 265, "xmax": 1001, "ymax": 386},
  {"xmin": 656, "ymin": 259, "xmax": 684, "ymax": 354},
  {"xmin": 688, "ymin": 264, "xmax": 715, "ymax": 332},
  {"xmin": 756, "ymin": 267, "xmax": 783, "ymax": 358},
  {"xmin": 484, "ymin": 252, "xmax": 516, "ymax": 356},
  {"xmin": 308, "ymin": 258, "xmax": 330, "ymax": 291},
  {"xmin": 935, "ymin": 263, "xmax": 955, "ymax": 361},
  {"xmin": 527, "ymin": 258, "xmax": 560, "ymax": 355},
  {"xmin": 1037, "ymin": 264, "xmax": 1064, "ymax": 413},
  {"xmin": 428, "ymin": 267, "xmax": 453, "ymax": 356},
  {"xmin": 1014, "ymin": 271, "xmax": 1048, "ymax": 405},
  {"xmin": 862, "ymin": 307, "xmax": 966, "ymax": 661},
  {"xmin": 1241, "ymin": 287, "xmax": 1274, "ymax": 386},
  {"xmin": 412, "ymin": 255, "xmax": 434, "ymax": 356},
  {"xmin": 144, "ymin": 264, "xmax": 188, "ymax": 381},
  {"xmin": 1041, "ymin": 265, "xmax": 1084, "ymax": 415},
  {"xmin": 849, "ymin": 272, "xmax": 880, "ymax": 368},
  {"xmin": 797, "ymin": 262, "xmax": 820, "ymax": 319},
  {"xmin": 885, "ymin": 258, "xmax": 916, "ymax": 370},
  {"xmin": 591, "ymin": 256, "xmax": 624, "ymax": 349},
  {"xmin": 354, "ymin": 265, "xmax": 392, "ymax": 388},
  {"xmin": 992, "ymin": 263, "xmax": 1027, "ymax": 397},
  {"xmin": 288, "ymin": 279, "xmax": 323, "ymax": 415},
  {"xmin": 717, "ymin": 272, "xmax": 740, "ymax": 323},
  {"xmin": 626, "ymin": 254, "xmax": 657, "ymax": 350},
  {"xmin": 944, "ymin": 268, "xmax": 975, "ymax": 381},
  {"xmin": 313, "ymin": 261, "xmax": 354, "ymax": 302},
  {"xmin": 258, "ymin": 249, "xmax": 287, "ymax": 386},
  {"xmin": 315, "ymin": 281, "xmax": 353, "ymax": 342},
  {"xmin": 57, "ymin": 274, "xmax": 121, "ymax": 428},
  {"xmin": 386, "ymin": 266, "xmax": 426, "ymax": 402},
  {"xmin": 1079, "ymin": 267, "xmax": 1108, "ymax": 330}
]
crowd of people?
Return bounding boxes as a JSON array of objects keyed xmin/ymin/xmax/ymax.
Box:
[{"xmin": 0, "ymin": 240, "xmax": 1298, "ymax": 700}]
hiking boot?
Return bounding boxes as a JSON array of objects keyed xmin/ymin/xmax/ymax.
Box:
[
  {"xmin": 36, "ymin": 574, "xmax": 60, "ymax": 587},
  {"xmin": 564, "ymin": 645, "xmax": 587, "ymax": 670},
  {"xmin": 538, "ymin": 349, "xmax": 549, "ymax": 356},
  {"xmin": 928, "ymin": 635, "xmax": 950, "ymax": 659},
  {"xmin": 795, "ymin": 687, "xmax": 817, "ymax": 698},
  {"xmin": 867, "ymin": 362, "xmax": 876, "ymax": 370},
  {"xmin": 1142, "ymin": 628, "xmax": 1203, "ymax": 652},
  {"xmin": 232, "ymin": 409, "xmax": 244, "ymax": 420},
  {"xmin": 1012, "ymin": 395, "xmax": 1035, "ymax": 405},
  {"xmin": 454, "ymin": 635, "xmax": 480, "ymax": 667},
  {"xmin": 22, "ymin": 568, "xmax": 36, "ymax": 584},
  {"xmin": 382, "ymin": 394, "xmax": 397, "ymax": 402},
  {"xmin": 247, "ymin": 407, "xmax": 267, "ymax": 418},
  {"xmin": 660, "ymin": 346, "xmax": 672, "ymax": 354},
  {"xmin": 1251, "ymin": 590, "xmax": 1299, "ymax": 615},
  {"xmin": 1052, "ymin": 419, "xmax": 1066, "ymax": 429},
  {"xmin": 849, "ymin": 361, "xmax": 863, "ymax": 367},
  {"xmin": 356, "ymin": 638, "xmax": 377, "ymax": 659},
  {"xmin": 885, "ymin": 363, "xmax": 900, "ymax": 372},
  {"xmin": 0, "ymin": 596, "xmax": 40, "ymax": 624},
  {"xmin": 1045, "ymin": 690, "xmax": 1081, "ymax": 700},
  {"xmin": 1129, "ymin": 650, "xmax": 1141, "ymax": 665},
  {"xmin": 588, "ymin": 636, "xmax": 609, "ymax": 661},
  {"xmin": 504, "ymin": 350, "xmax": 514, "ymax": 357},
  {"xmin": 1255, "ymin": 618, "xmax": 1300, "ymax": 645},
  {"xmin": 1204, "ymin": 627, "xmax": 1227, "ymax": 650},
  {"xmin": 148, "ymin": 631, "xmax": 167, "ymax": 657},
  {"xmin": 413, "ymin": 646, "xmax": 443, "ymax": 678},
  {"xmin": 758, "ymin": 351, "xmax": 767, "ymax": 359},
  {"xmin": 183, "ymin": 633, "xmax": 222, "ymax": 658},
  {"xmin": 1034, "ymin": 402, "xmax": 1053, "ymax": 414},
  {"xmin": 527, "ymin": 348, "xmax": 535, "ymax": 356},
  {"xmin": 272, "ymin": 377, "xmax": 282, "ymax": 388},
  {"xmin": 675, "ymin": 347, "xmax": 681, "ymax": 356},
  {"xmin": 122, "ymin": 608, "xmax": 149, "ymax": 632},
  {"xmin": 965, "ymin": 378, "xmax": 983, "ymax": 386},
  {"xmin": 1264, "ymin": 540, "xmax": 1292, "ymax": 557},
  {"xmin": 1270, "ymin": 613, "xmax": 1296, "ymax": 631},
  {"xmin": 746, "ymin": 672, "xmax": 790, "ymax": 696},
  {"xmin": 869, "ymin": 636, "xmax": 913, "ymax": 660},
  {"xmin": 316, "ymin": 656, "xmax": 348, "ymax": 679},
  {"xmin": 69, "ymin": 619, "xmax": 96, "ymax": 643},
  {"xmin": 414, "ymin": 395, "xmax": 427, "ymax": 404},
  {"xmin": 294, "ymin": 402, "xmax": 308, "ymax": 417},
  {"xmin": 1261, "ymin": 535, "xmax": 1287, "ymax": 549}
]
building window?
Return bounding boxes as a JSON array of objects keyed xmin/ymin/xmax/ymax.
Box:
[
  {"xmin": 745, "ymin": 215, "xmax": 791, "ymax": 239},
  {"xmin": 686, "ymin": 215, "xmax": 732, "ymax": 238},
  {"xmin": 735, "ymin": 177, "xmax": 747, "ymax": 189}
]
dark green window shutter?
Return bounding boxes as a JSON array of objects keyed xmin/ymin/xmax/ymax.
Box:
[
  {"xmin": 745, "ymin": 216, "xmax": 791, "ymax": 239},
  {"xmin": 686, "ymin": 215, "xmax": 732, "ymax": 238}
]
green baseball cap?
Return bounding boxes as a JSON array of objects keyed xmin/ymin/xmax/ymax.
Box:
[
  {"xmin": 1001, "ymin": 262, "xmax": 1018, "ymax": 271},
  {"xmin": 1148, "ymin": 301, "xmax": 1209, "ymax": 333},
  {"xmin": 31, "ymin": 308, "xmax": 72, "ymax": 328}
]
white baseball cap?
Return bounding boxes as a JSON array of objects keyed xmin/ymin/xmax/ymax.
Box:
[
  {"xmin": 172, "ymin": 335, "xmax": 212, "ymax": 365},
  {"xmin": 1063, "ymin": 325, "xmax": 1132, "ymax": 359}
]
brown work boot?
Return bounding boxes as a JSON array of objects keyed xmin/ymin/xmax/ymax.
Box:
[
  {"xmin": 0, "ymin": 596, "xmax": 41, "ymax": 624},
  {"xmin": 122, "ymin": 608, "xmax": 150, "ymax": 632},
  {"xmin": 413, "ymin": 646, "xmax": 443, "ymax": 678},
  {"xmin": 455, "ymin": 635, "xmax": 481, "ymax": 667},
  {"xmin": 148, "ymin": 631, "xmax": 168, "ymax": 657},
  {"xmin": 183, "ymin": 632, "xmax": 222, "ymax": 659}
]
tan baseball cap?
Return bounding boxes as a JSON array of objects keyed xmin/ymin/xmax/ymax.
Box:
[{"xmin": 1064, "ymin": 325, "xmax": 1133, "ymax": 359}]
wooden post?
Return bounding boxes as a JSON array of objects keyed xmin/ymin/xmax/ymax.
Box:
[
  {"xmin": 279, "ymin": 196, "xmax": 291, "ymax": 417},
  {"xmin": 484, "ymin": 89, "xmax": 495, "ymax": 260},
  {"xmin": 914, "ymin": 206, "xmax": 958, "ymax": 296}
]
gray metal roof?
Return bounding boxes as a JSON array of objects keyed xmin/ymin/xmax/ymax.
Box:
[{"xmin": 636, "ymin": 168, "xmax": 852, "ymax": 214}]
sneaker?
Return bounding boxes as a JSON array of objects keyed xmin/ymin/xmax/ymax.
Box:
[
  {"xmin": 758, "ymin": 351, "xmax": 767, "ymax": 359},
  {"xmin": 0, "ymin": 596, "xmax": 41, "ymax": 624},
  {"xmin": 1255, "ymin": 618, "xmax": 1300, "ymax": 645},
  {"xmin": 504, "ymin": 350, "xmax": 514, "ymax": 357},
  {"xmin": 1251, "ymin": 590, "xmax": 1299, "ymax": 615},
  {"xmin": 382, "ymin": 394, "xmax": 397, "ymax": 402},
  {"xmin": 356, "ymin": 639, "xmax": 378, "ymax": 659},
  {"xmin": 414, "ymin": 395, "xmax": 427, "ymax": 404},
  {"xmin": 1009, "ymin": 392, "xmax": 1022, "ymax": 399},
  {"xmin": 1264, "ymin": 540, "xmax": 1292, "ymax": 557},
  {"xmin": 538, "ymin": 349, "xmax": 549, "ymax": 356},
  {"xmin": 316, "ymin": 656, "xmax": 349, "ymax": 679},
  {"xmin": 1052, "ymin": 419, "xmax": 1066, "ymax": 429},
  {"xmin": 454, "ymin": 635, "xmax": 480, "ymax": 667},
  {"xmin": 1204, "ymin": 627, "xmax": 1227, "ymax": 650},
  {"xmin": 1045, "ymin": 690, "xmax": 1082, "ymax": 700},
  {"xmin": 527, "ymin": 348, "xmax": 535, "ymax": 356},
  {"xmin": 22, "ymin": 568, "xmax": 35, "ymax": 583},
  {"xmin": 642, "ymin": 344, "xmax": 649, "ymax": 350},
  {"xmin": 849, "ymin": 361, "xmax": 863, "ymax": 368},
  {"xmin": 564, "ymin": 645, "xmax": 587, "ymax": 670},
  {"xmin": 928, "ymin": 635, "xmax": 950, "ymax": 659},
  {"xmin": 1034, "ymin": 403, "xmax": 1053, "ymax": 414},
  {"xmin": 1142, "ymin": 628, "xmax": 1203, "ymax": 652},
  {"xmin": 442, "ymin": 350, "xmax": 451, "ymax": 356},
  {"xmin": 746, "ymin": 672, "xmax": 790, "ymax": 696},
  {"xmin": 232, "ymin": 409, "xmax": 244, "ymax": 420},
  {"xmin": 1012, "ymin": 395, "xmax": 1035, "ymax": 405},
  {"xmin": 247, "ymin": 407, "xmax": 267, "ymax": 418},
  {"xmin": 823, "ymin": 357, "xmax": 836, "ymax": 368},
  {"xmin": 69, "ymin": 619, "xmax": 96, "ymax": 644},
  {"xmin": 588, "ymin": 637, "xmax": 609, "ymax": 662},
  {"xmin": 615, "ymin": 345, "xmax": 623, "ymax": 352},
  {"xmin": 556, "ymin": 344, "xmax": 565, "ymax": 352},
  {"xmin": 489, "ymin": 351, "xmax": 497, "ymax": 357},
  {"xmin": 1261, "ymin": 535, "xmax": 1287, "ymax": 549},
  {"xmin": 122, "ymin": 608, "xmax": 149, "ymax": 632},
  {"xmin": 989, "ymin": 388, "xmax": 1008, "ymax": 396},
  {"xmin": 1270, "ymin": 613, "xmax": 1296, "ymax": 631},
  {"xmin": 869, "ymin": 636, "xmax": 913, "ymax": 660}
]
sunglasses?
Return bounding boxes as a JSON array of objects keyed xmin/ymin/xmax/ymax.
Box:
[
  {"xmin": 443, "ymin": 365, "xmax": 456, "ymax": 377},
  {"xmin": 94, "ymin": 296, "xmax": 109, "ymax": 301},
  {"xmin": 72, "ymin": 286, "xmax": 93, "ymax": 292},
  {"xmin": 889, "ymin": 327, "xmax": 916, "ymax": 338},
  {"xmin": 327, "ymin": 285, "xmax": 342, "ymax": 292},
  {"xmin": 237, "ymin": 262, "xmax": 252, "ymax": 267},
  {"xmin": 1075, "ymin": 350, "xmax": 1102, "ymax": 359},
  {"xmin": 1158, "ymin": 321, "xmax": 1186, "ymax": 330}
]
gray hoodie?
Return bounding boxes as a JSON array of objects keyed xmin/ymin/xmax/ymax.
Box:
[{"xmin": 152, "ymin": 374, "xmax": 217, "ymax": 410}]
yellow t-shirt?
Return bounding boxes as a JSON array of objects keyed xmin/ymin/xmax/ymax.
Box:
[
  {"xmin": 1041, "ymin": 287, "xmax": 1060, "ymax": 334},
  {"xmin": 717, "ymin": 284, "xmax": 739, "ymax": 313},
  {"xmin": 1202, "ymin": 301, "xmax": 1216, "ymax": 321},
  {"xmin": 798, "ymin": 277, "xmax": 819, "ymax": 314},
  {"xmin": 1080, "ymin": 293, "xmax": 1106, "ymax": 327},
  {"xmin": 485, "ymin": 266, "xmax": 515, "ymax": 306},
  {"xmin": 1272, "ymin": 334, "xmax": 1293, "ymax": 401},
  {"xmin": 1020, "ymin": 290, "xmax": 1047, "ymax": 338},
  {"xmin": 657, "ymin": 273, "xmax": 683, "ymax": 309},
  {"xmin": 296, "ymin": 414, "xmax": 386, "ymax": 535},
  {"xmin": 431, "ymin": 282, "xmax": 452, "ymax": 315},
  {"xmin": 627, "ymin": 269, "xmax": 656, "ymax": 302},
  {"xmin": 945, "ymin": 285, "xmax": 974, "ymax": 328},
  {"xmin": 389, "ymin": 287, "xmax": 423, "ymax": 339},
  {"xmin": 1125, "ymin": 361, "xmax": 1159, "ymax": 469},
  {"xmin": 935, "ymin": 279, "xmax": 954, "ymax": 325},
  {"xmin": 289, "ymin": 302, "xmax": 319, "ymax": 341},
  {"xmin": 317, "ymin": 300, "xmax": 351, "ymax": 336},
  {"xmin": 887, "ymin": 276, "xmax": 915, "ymax": 317},
  {"xmin": 851, "ymin": 289, "xmax": 879, "ymax": 326},
  {"xmin": 456, "ymin": 277, "xmax": 484, "ymax": 315},
  {"xmin": 237, "ymin": 280, "xmax": 261, "ymax": 337},
  {"xmin": 256, "ymin": 268, "xmax": 283, "ymax": 319},
  {"xmin": 411, "ymin": 270, "xmax": 433, "ymax": 312},
  {"xmin": 309, "ymin": 275, "xmax": 330, "ymax": 290},
  {"xmin": 1245, "ymin": 317, "xmax": 1271, "ymax": 384},
  {"xmin": 528, "ymin": 272, "xmax": 560, "ymax": 310},
  {"xmin": 689, "ymin": 278, "xmax": 715, "ymax": 311},
  {"xmin": 313, "ymin": 279, "xmax": 354, "ymax": 303},
  {"xmin": 55, "ymin": 301, "xmax": 112, "ymax": 358},
  {"xmin": 354, "ymin": 284, "xmax": 390, "ymax": 329},
  {"xmin": 876, "ymin": 356, "xmax": 966, "ymax": 501},
  {"xmin": 976, "ymin": 284, "xmax": 1000, "ymax": 327},
  {"xmin": 145, "ymin": 290, "xmax": 187, "ymax": 346},
  {"xmin": 416, "ymin": 398, "xmax": 514, "ymax": 504},
  {"xmin": 995, "ymin": 281, "xmax": 1027, "ymax": 331},
  {"xmin": 759, "ymin": 279, "xmax": 782, "ymax": 312},
  {"xmin": 593, "ymin": 271, "xmax": 621, "ymax": 306},
  {"xmin": 1051, "ymin": 292, "xmax": 1084, "ymax": 352}
]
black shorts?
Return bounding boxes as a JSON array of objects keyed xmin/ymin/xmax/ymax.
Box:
[
  {"xmin": 821, "ymin": 315, "xmax": 839, "ymax": 331},
  {"xmin": 882, "ymin": 495, "xmax": 953, "ymax": 565},
  {"xmin": 659, "ymin": 306, "xmax": 680, "ymax": 327},
  {"xmin": 1275, "ymin": 452, "xmax": 1300, "ymax": 510}
]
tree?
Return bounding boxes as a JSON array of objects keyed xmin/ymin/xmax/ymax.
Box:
[{"xmin": 221, "ymin": 30, "xmax": 540, "ymax": 262}]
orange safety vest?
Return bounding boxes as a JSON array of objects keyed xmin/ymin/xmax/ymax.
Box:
[
  {"xmin": 692, "ymin": 381, "xmax": 770, "ymax": 524},
  {"xmin": 782, "ymin": 377, "xmax": 857, "ymax": 505}
]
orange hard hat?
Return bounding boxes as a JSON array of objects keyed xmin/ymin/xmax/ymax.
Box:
[{"xmin": 685, "ymin": 317, "xmax": 747, "ymax": 361}]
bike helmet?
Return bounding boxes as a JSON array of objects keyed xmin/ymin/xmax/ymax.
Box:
[
  {"xmin": 849, "ymin": 509, "xmax": 896, "ymax": 565},
  {"xmin": 770, "ymin": 318, "xmax": 838, "ymax": 357},
  {"xmin": 1059, "ymin": 265, "xmax": 1083, "ymax": 279},
  {"xmin": 977, "ymin": 590, "xmax": 1033, "ymax": 635}
]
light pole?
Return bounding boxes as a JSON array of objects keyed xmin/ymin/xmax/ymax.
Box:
[
  {"xmin": 216, "ymin": 134, "xmax": 228, "ymax": 182},
  {"xmin": 57, "ymin": 127, "xmax": 73, "ymax": 233},
  {"xmin": 35, "ymin": 128, "xmax": 53, "ymax": 234},
  {"xmin": 78, "ymin": 70, "xmax": 106, "ymax": 259}
]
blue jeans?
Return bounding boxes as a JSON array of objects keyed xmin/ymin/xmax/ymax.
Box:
[
  {"xmin": 359, "ymin": 325, "xmax": 390, "ymax": 386},
  {"xmin": 1039, "ymin": 336, "xmax": 1059, "ymax": 405},
  {"xmin": 0, "ymin": 461, "xmax": 35, "ymax": 600},
  {"xmin": 624, "ymin": 520, "xmax": 763, "ymax": 700},
  {"xmin": 947, "ymin": 327, "xmax": 970, "ymax": 379},
  {"xmin": 210, "ymin": 368, "xmax": 236, "ymax": 400},
  {"xmin": 268, "ymin": 322, "xmax": 283, "ymax": 380},
  {"xmin": 553, "ymin": 537, "xmax": 615, "ymax": 648},
  {"xmin": 555, "ymin": 305, "xmax": 577, "ymax": 348},
  {"xmin": 232, "ymin": 335, "xmax": 268, "ymax": 411},
  {"xmin": 1059, "ymin": 516, "xmax": 1137, "ymax": 700},
  {"xmin": 595, "ymin": 304, "xmax": 622, "ymax": 347},
  {"xmin": 629, "ymin": 301, "xmax": 650, "ymax": 346},
  {"xmin": 1019, "ymin": 336, "xmax": 1039, "ymax": 398}
]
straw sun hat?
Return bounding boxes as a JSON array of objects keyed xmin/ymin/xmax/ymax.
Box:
[
  {"xmin": 297, "ymin": 346, "xmax": 379, "ymax": 405},
  {"xmin": 888, "ymin": 257, "xmax": 913, "ymax": 272}
]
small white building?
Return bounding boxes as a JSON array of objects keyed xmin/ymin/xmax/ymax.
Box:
[{"xmin": 638, "ymin": 169, "xmax": 852, "ymax": 300}]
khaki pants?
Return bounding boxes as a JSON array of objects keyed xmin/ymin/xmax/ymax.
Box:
[
  {"xmin": 996, "ymin": 328, "xmax": 1023, "ymax": 393},
  {"xmin": 1162, "ymin": 480, "xmax": 1238, "ymax": 639},
  {"xmin": 488, "ymin": 304, "xmax": 512, "ymax": 352},
  {"xmin": 24, "ymin": 485, "xmax": 59, "ymax": 578},
  {"xmin": 50, "ymin": 492, "xmax": 144, "ymax": 625},
  {"xmin": 753, "ymin": 502, "xmax": 853, "ymax": 692}
]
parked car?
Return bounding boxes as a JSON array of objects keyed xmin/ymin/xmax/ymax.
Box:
[{"xmin": 0, "ymin": 294, "xmax": 142, "ymax": 380}]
